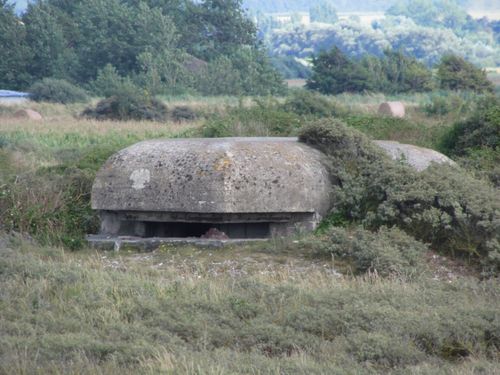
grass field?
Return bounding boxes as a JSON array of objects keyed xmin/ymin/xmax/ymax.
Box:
[{"xmin": 0, "ymin": 94, "xmax": 499, "ymax": 374}]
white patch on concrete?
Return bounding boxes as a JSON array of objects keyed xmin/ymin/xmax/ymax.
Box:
[{"xmin": 130, "ymin": 169, "xmax": 150, "ymax": 190}]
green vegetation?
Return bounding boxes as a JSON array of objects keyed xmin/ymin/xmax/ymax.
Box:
[
  {"xmin": 0, "ymin": 0, "xmax": 284, "ymax": 96},
  {"xmin": 29, "ymin": 78, "xmax": 89, "ymax": 104},
  {"xmin": 438, "ymin": 55, "xmax": 494, "ymax": 92},
  {"xmin": 0, "ymin": 240, "xmax": 499, "ymax": 374},
  {"xmin": 82, "ymin": 81, "xmax": 168, "ymax": 121},
  {"xmin": 306, "ymin": 47, "xmax": 495, "ymax": 95},
  {"xmin": 0, "ymin": 90, "xmax": 499, "ymax": 373},
  {"xmin": 299, "ymin": 118, "xmax": 500, "ymax": 275}
]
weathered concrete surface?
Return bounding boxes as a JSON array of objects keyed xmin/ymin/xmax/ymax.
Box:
[
  {"xmin": 13, "ymin": 109, "xmax": 42, "ymax": 120},
  {"xmin": 374, "ymin": 140, "xmax": 455, "ymax": 171},
  {"xmin": 87, "ymin": 234, "xmax": 267, "ymax": 251},
  {"xmin": 378, "ymin": 101, "xmax": 405, "ymax": 118},
  {"xmin": 92, "ymin": 137, "xmax": 331, "ymax": 216}
]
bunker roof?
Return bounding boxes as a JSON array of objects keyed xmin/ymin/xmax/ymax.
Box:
[{"xmin": 91, "ymin": 137, "xmax": 331, "ymax": 215}]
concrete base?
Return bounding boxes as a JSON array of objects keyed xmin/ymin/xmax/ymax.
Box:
[{"xmin": 87, "ymin": 234, "xmax": 267, "ymax": 251}]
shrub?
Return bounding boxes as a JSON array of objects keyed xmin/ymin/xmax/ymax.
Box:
[
  {"xmin": 303, "ymin": 226, "xmax": 427, "ymax": 277},
  {"xmin": 299, "ymin": 118, "xmax": 500, "ymax": 275},
  {"xmin": 29, "ymin": 78, "xmax": 89, "ymax": 104},
  {"xmin": 0, "ymin": 167, "xmax": 98, "ymax": 249},
  {"xmin": 282, "ymin": 90, "xmax": 343, "ymax": 118},
  {"xmin": 82, "ymin": 80, "xmax": 167, "ymax": 121},
  {"xmin": 89, "ymin": 64, "xmax": 126, "ymax": 97},
  {"xmin": 437, "ymin": 55, "xmax": 494, "ymax": 92},
  {"xmin": 423, "ymin": 93, "xmax": 467, "ymax": 116},
  {"xmin": 440, "ymin": 96, "xmax": 500, "ymax": 155},
  {"xmin": 171, "ymin": 106, "xmax": 197, "ymax": 122}
]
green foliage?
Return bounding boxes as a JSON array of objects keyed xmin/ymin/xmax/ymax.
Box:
[
  {"xmin": 269, "ymin": 16, "xmax": 499, "ymax": 68},
  {"xmin": 0, "ymin": 0, "xmax": 283, "ymax": 96},
  {"xmin": 269, "ymin": 55, "xmax": 311, "ymax": 79},
  {"xmin": 307, "ymin": 47, "xmax": 433, "ymax": 95},
  {"xmin": 299, "ymin": 118, "xmax": 500, "ymax": 275},
  {"xmin": 437, "ymin": 55, "xmax": 494, "ymax": 92},
  {"xmin": 387, "ymin": 0, "xmax": 468, "ymax": 31},
  {"xmin": 423, "ymin": 93, "xmax": 467, "ymax": 116},
  {"xmin": 306, "ymin": 47, "xmax": 373, "ymax": 94},
  {"xmin": 0, "ymin": 1, "xmax": 32, "ymax": 89},
  {"xmin": 1, "ymin": 242, "xmax": 499, "ymax": 373},
  {"xmin": 309, "ymin": 0, "xmax": 338, "ymax": 24},
  {"xmin": 377, "ymin": 50, "xmax": 434, "ymax": 93},
  {"xmin": 0, "ymin": 168, "xmax": 97, "ymax": 250},
  {"xmin": 82, "ymin": 81, "xmax": 168, "ymax": 121},
  {"xmin": 171, "ymin": 106, "xmax": 198, "ymax": 122},
  {"xmin": 197, "ymin": 48, "xmax": 286, "ymax": 96},
  {"xmin": 29, "ymin": 78, "xmax": 89, "ymax": 104},
  {"xmin": 441, "ymin": 96, "xmax": 500, "ymax": 154},
  {"xmin": 282, "ymin": 90, "xmax": 343, "ymax": 117},
  {"xmin": 202, "ymin": 101, "xmax": 302, "ymax": 137},
  {"xmin": 305, "ymin": 226, "xmax": 427, "ymax": 277}
]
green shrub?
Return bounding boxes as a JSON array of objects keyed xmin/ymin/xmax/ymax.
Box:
[
  {"xmin": 440, "ymin": 96, "xmax": 500, "ymax": 155},
  {"xmin": 282, "ymin": 90, "xmax": 343, "ymax": 118},
  {"xmin": 89, "ymin": 64, "xmax": 126, "ymax": 97},
  {"xmin": 303, "ymin": 226, "xmax": 427, "ymax": 277},
  {"xmin": 82, "ymin": 80, "xmax": 167, "ymax": 121},
  {"xmin": 0, "ymin": 168, "xmax": 98, "ymax": 249},
  {"xmin": 171, "ymin": 106, "xmax": 197, "ymax": 122},
  {"xmin": 299, "ymin": 118, "xmax": 500, "ymax": 275},
  {"xmin": 437, "ymin": 55, "xmax": 494, "ymax": 93},
  {"xmin": 423, "ymin": 93, "xmax": 467, "ymax": 116},
  {"xmin": 29, "ymin": 78, "xmax": 89, "ymax": 104}
]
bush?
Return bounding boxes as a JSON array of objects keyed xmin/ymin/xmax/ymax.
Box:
[
  {"xmin": 82, "ymin": 80, "xmax": 167, "ymax": 121},
  {"xmin": 282, "ymin": 90, "xmax": 343, "ymax": 118},
  {"xmin": 29, "ymin": 78, "xmax": 89, "ymax": 104},
  {"xmin": 440, "ymin": 96, "xmax": 500, "ymax": 155},
  {"xmin": 423, "ymin": 93, "xmax": 468, "ymax": 116},
  {"xmin": 303, "ymin": 226, "xmax": 427, "ymax": 277},
  {"xmin": 0, "ymin": 168, "xmax": 98, "ymax": 249},
  {"xmin": 437, "ymin": 55, "xmax": 494, "ymax": 92},
  {"xmin": 299, "ymin": 118, "xmax": 500, "ymax": 275},
  {"xmin": 171, "ymin": 106, "xmax": 197, "ymax": 122}
]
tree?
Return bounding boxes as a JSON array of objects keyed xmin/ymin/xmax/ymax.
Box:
[
  {"xmin": 0, "ymin": 0, "xmax": 31, "ymax": 89},
  {"xmin": 73, "ymin": 0, "xmax": 179, "ymax": 83},
  {"xmin": 380, "ymin": 50, "xmax": 433, "ymax": 93},
  {"xmin": 306, "ymin": 47, "xmax": 373, "ymax": 94},
  {"xmin": 387, "ymin": 0, "xmax": 468, "ymax": 31},
  {"xmin": 310, "ymin": 1, "xmax": 338, "ymax": 24},
  {"xmin": 437, "ymin": 55, "xmax": 494, "ymax": 92},
  {"xmin": 23, "ymin": 2, "xmax": 73, "ymax": 81}
]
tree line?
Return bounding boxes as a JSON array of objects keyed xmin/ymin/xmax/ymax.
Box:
[
  {"xmin": 0, "ymin": 0, "xmax": 285, "ymax": 95},
  {"xmin": 306, "ymin": 47, "xmax": 494, "ymax": 95}
]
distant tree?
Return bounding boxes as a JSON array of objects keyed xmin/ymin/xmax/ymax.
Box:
[
  {"xmin": 381, "ymin": 50, "xmax": 433, "ymax": 93},
  {"xmin": 310, "ymin": 0, "xmax": 338, "ymax": 24},
  {"xmin": 0, "ymin": 0, "xmax": 31, "ymax": 89},
  {"xmin": 387, "ymin": 0, "xmax": 468, "ymax": 31},
  {"xmin": 306, "ymin": 47, "xmax": 373, "ymax": 94},
  {"xmin": 437, "ymin": 55, "xmax": 494, "ymax": 92}
]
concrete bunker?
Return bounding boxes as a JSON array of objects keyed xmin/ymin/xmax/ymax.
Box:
[{"xmin": 90, "ymin": 138, "xmax": 331, "ymax": 244}]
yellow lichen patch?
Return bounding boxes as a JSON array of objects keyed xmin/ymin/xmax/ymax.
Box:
[{"xmin": 214, "ymin": 156, "xmax": 232, "ymax": 171}]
